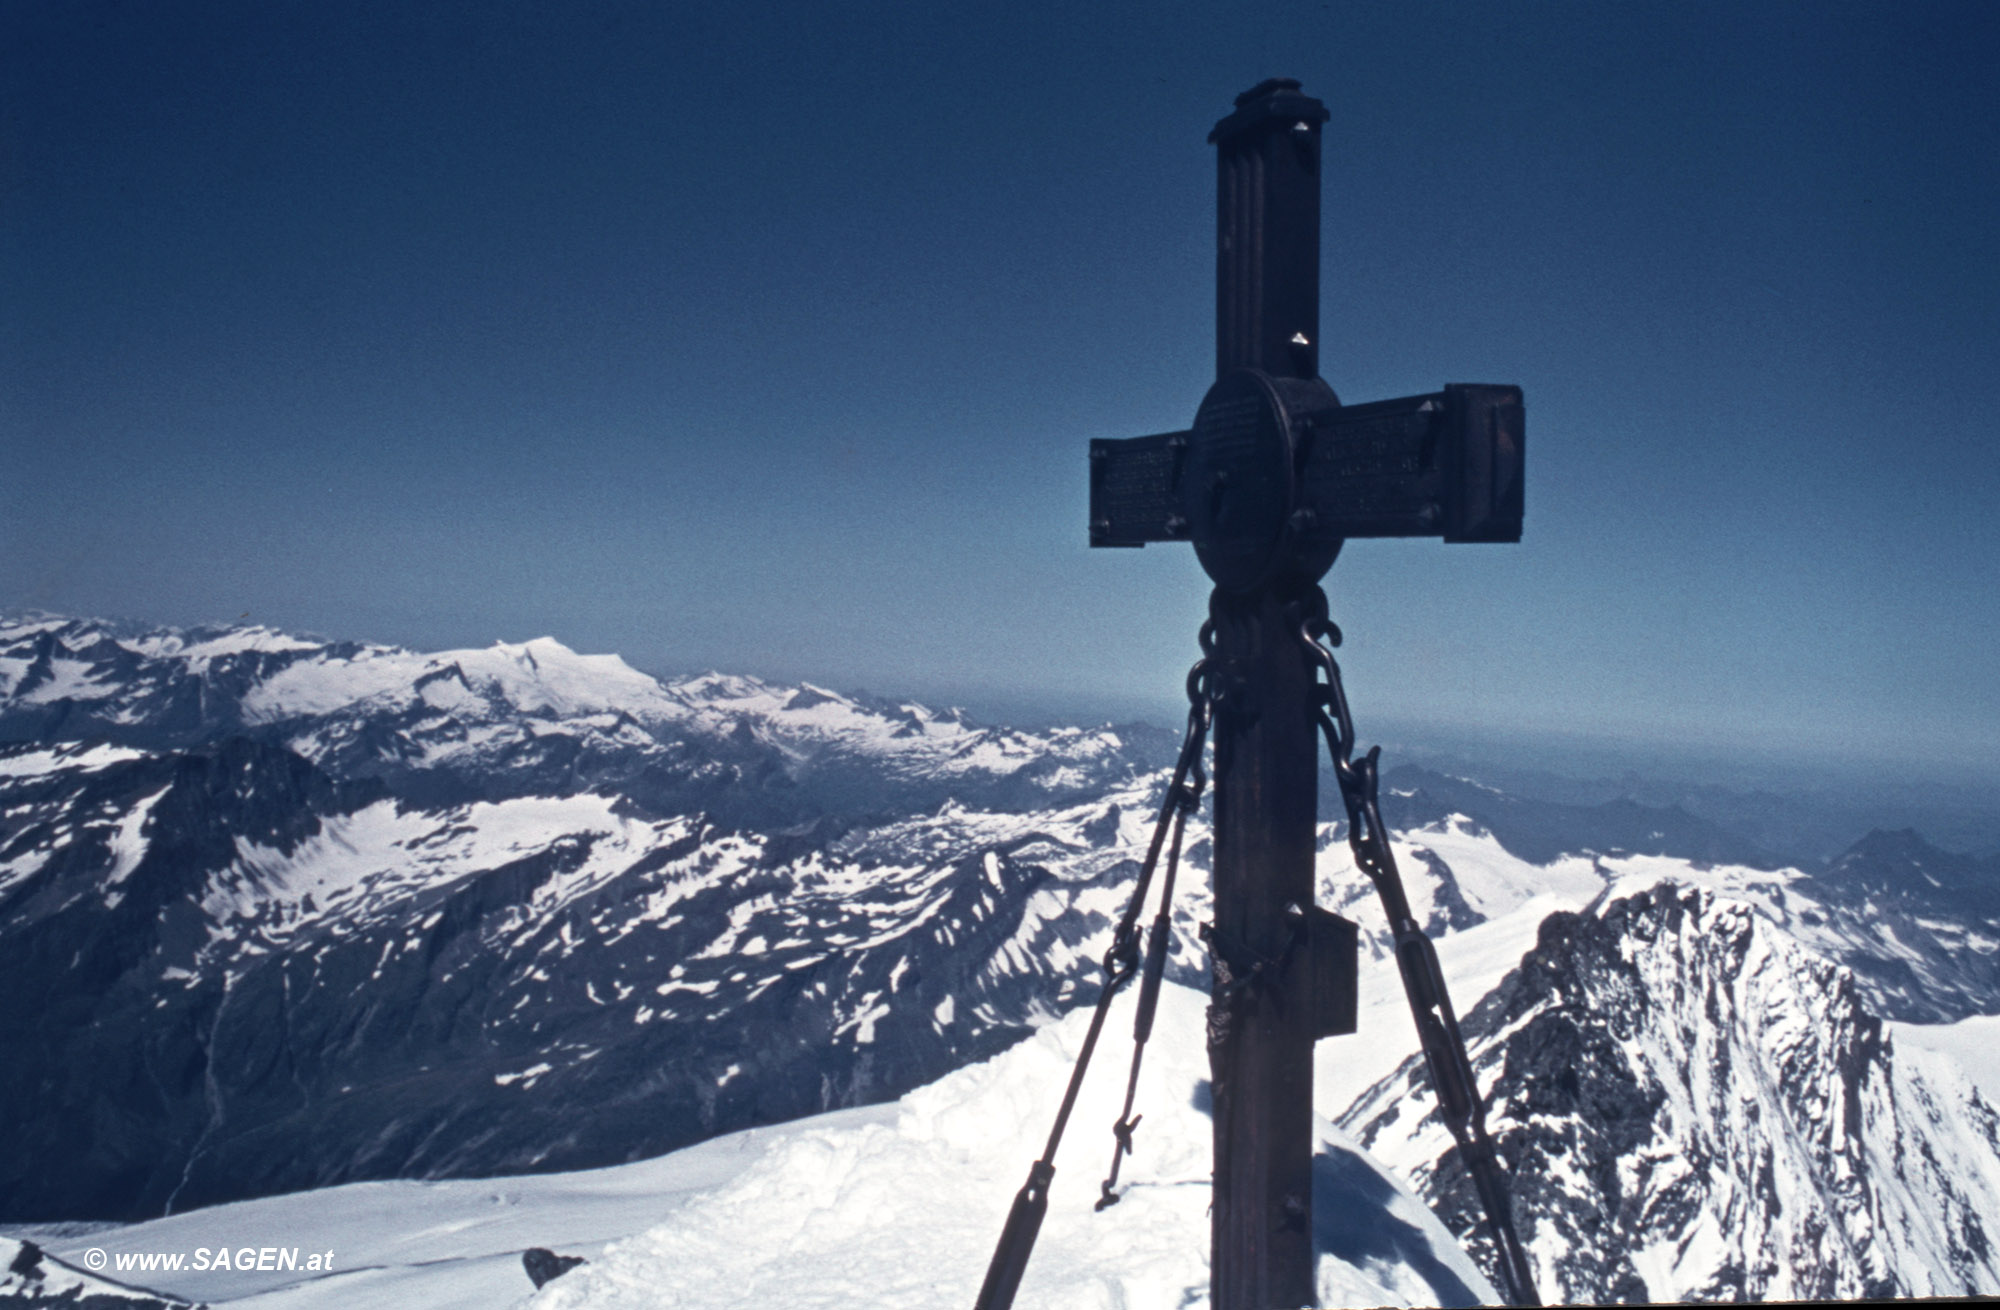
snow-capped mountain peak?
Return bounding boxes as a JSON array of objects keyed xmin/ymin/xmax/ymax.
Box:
[{"xmin": 0, "ymin": 614, "xmax": 1169, "ymax": 833}]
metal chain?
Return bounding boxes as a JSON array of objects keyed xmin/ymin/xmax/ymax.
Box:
[
  {"xmin": 1295, "ymin": 593, "xmax": 1543, "ymax": 1309},
  {"xmin": 1095, "ymin": 633, "xmax": 1214, "ymax": 1211},
  {"xmin": 972, "ymin": 625, "xmax": 1217, "ymax": 1310}
]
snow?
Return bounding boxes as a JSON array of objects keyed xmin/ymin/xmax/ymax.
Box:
[
  {"xmin": 1889, "ymin": 1014, "xmax": 2000, "ymax": 1107},
  {"xmin": 0, "ymin": 844, "xmax": 51, "ymax": 899},
  {"xmin": 838, "ymin": 991, "xmax": 891, "ymax": 1044},
  {"xmin": 233, "ymin": 639, "xmax": 675, "ymax": 726},
  {"xmin": 17, "ymin": 985, "xmax": 1492, "ymax": 1310},
  {"xmin": 215, "ymin": 797, "xmax": 705, "ymax": 946},
  {"xmin": 0, "ymin": 741, "xmax": 148, "ymax": 778},
  {"xmin": 0, "ymin": 1235, "xmax": 187, "ymax": 1307},
  {"xmin": 23, "ymin": 1108, "xmax": 895, "ymax": 1309},
  {"xmin": 495, "ymin": 1064, "xmax": 555, "ymax": 1088},
  {"xmin": 1395, "ymin": 815, "xmax": 1604, "ymax": 922},
  {"xmin": 104, "ymin": 785, "xmax": 170, "ymax": 886},
  {"xmin": 526, "ymin": 983, "xmax": 1492, "ymax": 1310},
  {"xmin": 13, "ymin": 611, "xmax": 2000, "ymax": 1304},
  {"xmin": 130, "ymin": 626, "xmax": 325, "ymax": 661},
  {"xmin": 1344, "ymin": 878, "xmax": 2000, "ymax": 1301},
  {"xmin": 1317, "ymin": 886, "xmax": 1603, "ymax": 1114},
  {"xmin": 15, "ymin": 655, "xmax": 117, "ymax": 703}
]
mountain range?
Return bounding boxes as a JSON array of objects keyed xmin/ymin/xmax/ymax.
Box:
[{"xmin": 4, "ymin": 611, "xmax": 1998, "ymax": 1303}]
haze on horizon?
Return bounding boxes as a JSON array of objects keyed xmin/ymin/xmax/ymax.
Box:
[{"xmin": 4, "ymin": 2, "xmax": 1997, "ymax": 785}]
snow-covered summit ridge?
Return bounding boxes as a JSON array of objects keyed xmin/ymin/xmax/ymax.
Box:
[{"xmin": 524, "ymin": 982, "xmax": 1495, "ymax": 1310}]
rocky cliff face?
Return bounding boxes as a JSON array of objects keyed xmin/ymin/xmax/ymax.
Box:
[{"xmin": 1343, "ymin": 882, "xmax": 2000, "ymax": 1301}]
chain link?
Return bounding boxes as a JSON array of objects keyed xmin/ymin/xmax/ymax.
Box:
[{"xmin": 1296, "ymin": 593, "xmax": 1542, "ymax": 1308}]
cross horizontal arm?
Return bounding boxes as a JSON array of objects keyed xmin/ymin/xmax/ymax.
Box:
[{"xmin": 1088, "ymin": 383, "xmax": 1522, "ymax": 549}]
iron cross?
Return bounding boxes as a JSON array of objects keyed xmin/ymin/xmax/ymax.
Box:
[{"xmin": 1088, "ymin": 79, "xmax": 1525, "ymax": 1309}]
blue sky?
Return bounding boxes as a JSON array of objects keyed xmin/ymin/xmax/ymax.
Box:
[{"xmin": 4, "ymin": 1, "xmax": 1996, "ymax": 780}]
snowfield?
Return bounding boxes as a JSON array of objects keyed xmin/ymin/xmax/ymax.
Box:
[
  {"xmin": 26, "ymin": 962, "xmax": 2000, "ymax": 1307},
  {"xmin": 30, "ymin": 986, "xmax": 1492, "ymax": 1310},
  {"xmin": 521, "ymin": 983, "xmax": 1491, "ymax": 1310}
]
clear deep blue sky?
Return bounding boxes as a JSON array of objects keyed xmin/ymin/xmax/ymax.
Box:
[{"xmin": 4, "ymin": 1, "xmax": 1996, "ymax": 778}]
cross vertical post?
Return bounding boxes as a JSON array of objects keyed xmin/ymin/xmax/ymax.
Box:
[
  {"xmin": 1204, "ymin": 78, "xmax": 1332, "ymax": 1310},
  {"xmin": 1215, "ymin": 78, "xmax": 1326, "ymax": 382}
]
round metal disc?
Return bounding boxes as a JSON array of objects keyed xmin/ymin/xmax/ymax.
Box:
[{"xmin": 1186, "ymin": 371, "xmax": 1291, "ymax": 592}]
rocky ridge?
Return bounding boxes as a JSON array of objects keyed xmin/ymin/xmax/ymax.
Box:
[{"xmin": 1342, "ymin": 881, "xmax": 2000, "ymax": 1301}]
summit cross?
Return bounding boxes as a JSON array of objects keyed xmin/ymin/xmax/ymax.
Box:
[{"xmin": 1086, "ymin": 79, "xmax": 1526, "ymax": 1310}]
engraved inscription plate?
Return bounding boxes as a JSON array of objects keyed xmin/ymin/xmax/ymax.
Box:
[
  {"xmin": 1090, "ymin": 431, "xmax": 1187, "ymax": 545},
  {"xmin": 1298, "ymin": 392, "xmax": 1447, "ymax": 538}
]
